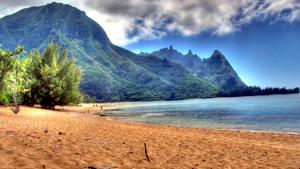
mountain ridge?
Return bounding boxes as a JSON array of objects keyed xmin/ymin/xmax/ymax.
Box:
[
  {"xmin": 142, "ymin": 46, "xmax": 247, "ymax": 91},
  {"xmin": 0, "ymin": 2, "xmax": 217, "ymax": 101}
]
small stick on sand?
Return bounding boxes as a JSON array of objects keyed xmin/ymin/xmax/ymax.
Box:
[{"xmin": 144, "ymin": 143, "xmax": 150, "ymax": 162}]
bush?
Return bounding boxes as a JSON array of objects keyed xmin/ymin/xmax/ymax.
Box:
[
  {"xmin": 0, "ymin": 95, "xmax": 9, "ymax": 105},
  {"xmin": 27, "ymin": 43, "xmax": 82, "ymax": 109}
]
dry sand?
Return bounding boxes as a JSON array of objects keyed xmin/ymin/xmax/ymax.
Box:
[{"xmin": 0, "ymin": 105, "xmax": 299, "ymax": 169}]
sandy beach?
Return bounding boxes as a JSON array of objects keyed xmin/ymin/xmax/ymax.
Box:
[{"xmin": 0, "ymin": 105, "xmax": 299, "ymax": 169}]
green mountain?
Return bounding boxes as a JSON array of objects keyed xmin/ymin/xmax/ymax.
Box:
[
  {"xmin": 0, "ymin": 2, "xmax": 217, "ymax": 101},
  {"xmin": 144, "ymin": 46, "xmax": 247, "ymax": 91}
]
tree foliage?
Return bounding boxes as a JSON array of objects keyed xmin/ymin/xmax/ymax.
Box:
[
  {"xmin": 25, "ymin": 43, "xmax": 82, "ymax": 109},
  {"xmin": 0, "ymin": 47, "xmax": 24, "ymax": 105},
  {"xmin": 218, "ymin": 86, "xmax": 300, "ymax": 97}
]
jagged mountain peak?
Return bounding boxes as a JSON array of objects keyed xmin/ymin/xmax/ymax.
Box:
[
  {"xmin": 206, "ymin": 50, "xmax": 229, "ymax": 65},
  {"xmin": 210, "ymin": 50, "xmax": 226, "ymax": 60},
  {"xmin": 158, "ymin": 47, "xmax": 198, "ymax": 59},
  {"xmin": 0, "ymin": 2, "xmax": 111, "ymax": 50},
  {"xmin": 147, "ymin": 46, "xmax": 247, "ymax": 91},
  {"xmin": 0, "ymin": 3, "xmax": 217, "ymax": 101},
  {"xmin": 43, "ymin": 2, "xmax": 86, "ymax": 15},
  {"xmin": 212, "ymin": 49, "xmax": 222, "ymax": 55},
  {"xmin": 187, "ymin": 49, "xmax": 193, "ymax": 55},
  {"xmin": 47, "ymin": 1, "xmax": 65, "ymax": 5},
  {"xmin": 157, "ymin": 46, "xmax": 182, "ymax": 56}
]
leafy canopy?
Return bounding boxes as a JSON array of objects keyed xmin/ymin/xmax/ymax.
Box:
[
  {"xmin": 0, "ymin": 47, "xmax": 24, "ymax": 104},
  {"xmin": 26, "ymin": 43, "xmax": 82, "ymax": 109}
]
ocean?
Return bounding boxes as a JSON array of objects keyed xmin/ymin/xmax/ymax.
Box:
[{"xmin": 104, "ymin": 94, "xmax": 300, "ymax": 133}]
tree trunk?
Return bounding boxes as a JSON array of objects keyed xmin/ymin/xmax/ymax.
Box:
[{"xmin": 12, "ymin": 69, "xmax": 19, "ymax": 114}]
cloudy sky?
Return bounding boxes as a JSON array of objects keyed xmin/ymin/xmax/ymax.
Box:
[{"xmin": 1, "ymin": 0, "xmax": 300, "ymax": 87}]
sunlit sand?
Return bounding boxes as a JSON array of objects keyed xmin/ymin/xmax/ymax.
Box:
[{"xmin": 0, "ymin": 105, "xmax": 299, "ymax": 168}]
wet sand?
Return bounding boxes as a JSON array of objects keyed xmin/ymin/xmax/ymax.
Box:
[{"xmin": 0, "ymin": 105, "xmax": 299, "ymax": 169}]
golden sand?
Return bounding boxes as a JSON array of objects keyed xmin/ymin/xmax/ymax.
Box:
[{"xmin": 0, "ymin": 105, "xmax": 299, "ymax": 169}]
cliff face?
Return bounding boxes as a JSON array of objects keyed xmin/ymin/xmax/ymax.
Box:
[
  {"xmin": 145, "ymin": 47, "xmax": 247, "ymax": 91},
  {"xmin": 0, "ymin": 2, "xmax": 217, "ymax": 101}
]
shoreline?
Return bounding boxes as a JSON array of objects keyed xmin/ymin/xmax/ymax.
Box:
[
  {"xmin": 107, "ymin": 115, "xmax": 300, "ymax": 136},
  {"xmin": 92, "ymin": 93, "xmax": 300, "ymax": 104},
  {"xmin": 2, "ymin": 104, "xmax": 300, "ymax": 136},
  {"xmin": 2, "ymin": 103, "xmax": 300, "ymax": 136},
  {"xmin": 1, "ymin": 105, "xmax": 300, "ymax": 168},
  {"xmin": 100, "ymin": 93, "xmax": 300, "ymax": 136}
]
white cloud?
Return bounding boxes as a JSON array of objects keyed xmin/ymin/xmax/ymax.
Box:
[
  {"xmin": 84, "ymin": 0, "xmax": 300, "ymax": 45},
  {"xmin": 1, "ymin": 0, "xmax": 300, "ymax": 46}
]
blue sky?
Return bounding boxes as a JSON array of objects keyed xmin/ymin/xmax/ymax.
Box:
[
  {"xmin": 1, "ymin": 0, "xmax": 300, "ymax": 88},
  {"xmin": 125, "ymin": 20, "xmax": 300, "ymax": 88}
]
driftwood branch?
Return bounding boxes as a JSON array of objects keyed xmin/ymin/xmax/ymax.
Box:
[{"xmin": 144, "ymin": 143, "xmax": 150, "ymax": 162}]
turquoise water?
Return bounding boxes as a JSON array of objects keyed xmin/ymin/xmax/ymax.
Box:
[{"xmin": 105, "ymin": 94, "xmax": 300, "ymax": 133}]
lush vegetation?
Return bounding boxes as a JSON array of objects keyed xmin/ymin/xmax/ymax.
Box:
[
  {"xmin": 0, "ymin": 43, "xmax": 82, "ymax": 110},
  {"xmin": 145, "ymin": 47, "xmax": 247, "ymax": 91},
  {"xmin": 143, "ymin": 46, "xmax": 299, "ymax": 98},
  {"xmin": 0, "ymin": 3, "xmax": 218, "ymax": 102},
  {"xmin": 218, "ymin": 86, "xmax": 300, "ymax": 97},
  {"xmin": 0, "ymin": 3, "xmax": 298, "ymax": 102},
  {"xmin": 0, "ymin": 47, "xmax": 24, "ymax": 112}
]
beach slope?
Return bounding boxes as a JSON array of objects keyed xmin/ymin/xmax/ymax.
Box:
[{"xmin": 0, "ymin": 105, "xmax": 299, "ymax": 169}]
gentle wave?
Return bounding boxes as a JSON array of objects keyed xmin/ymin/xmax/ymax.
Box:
[
  {"xmin": 106, "ymin": 94, "xmax": 300, "ymax": 133},
  {"xmin": 141, "ymin": 113, "xmax": 166, "ymax": 118}
]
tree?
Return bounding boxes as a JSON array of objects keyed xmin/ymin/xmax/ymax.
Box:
[
  {"xmin": 0, "ymin": 47, "xmax": 24, "ymax": 94},
  {"xmin": 0, "ymin": 47, "xmax": 24, "ymax": 113},
  {"xmin": 217, "ymin": 86, "xmax": 300, "ymax": 97},
  {"xmin": 8, "ymin": 57, "xmax": 32, "ymax": 113},
  {"xmin": 27, "ymin": 43, "xmax": 82, "ymax": 109}
]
